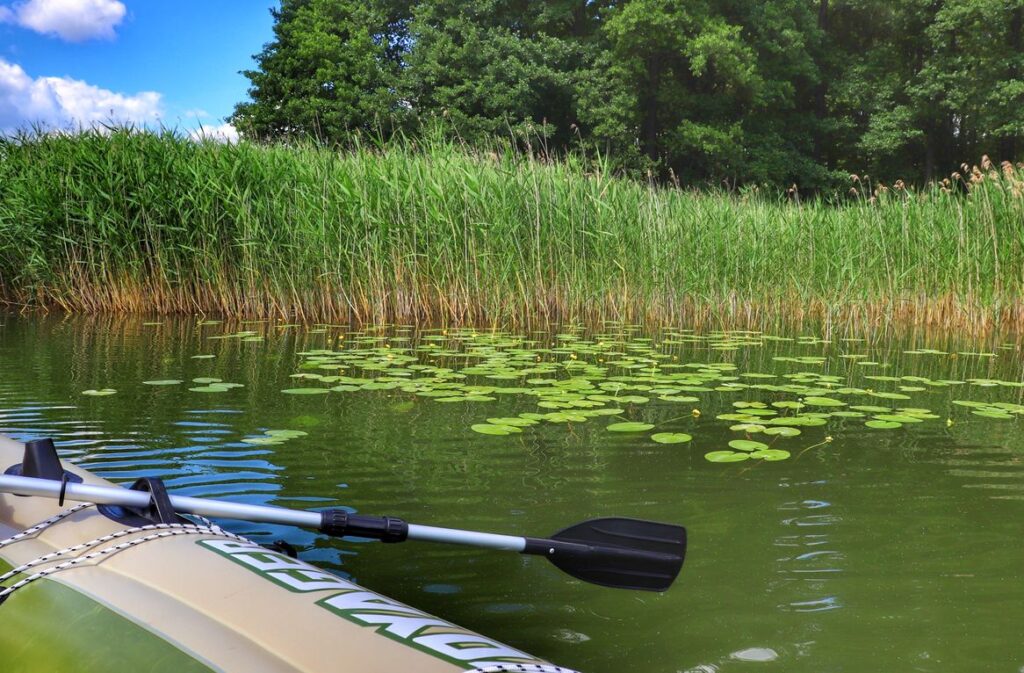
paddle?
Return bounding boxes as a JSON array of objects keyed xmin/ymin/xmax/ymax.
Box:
[{"xmin": 0, "ymin": 471, "xmax": 686, "ymax": 592}]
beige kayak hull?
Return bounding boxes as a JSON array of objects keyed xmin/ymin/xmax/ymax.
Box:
[{"xmin": 0, "ymin": 436, "xmax": 553, "ymax": 672}]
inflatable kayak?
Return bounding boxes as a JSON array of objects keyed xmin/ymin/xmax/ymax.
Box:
[{"xmin": 0, "ymin": 435, "xmax": 576, "ymax": 673}]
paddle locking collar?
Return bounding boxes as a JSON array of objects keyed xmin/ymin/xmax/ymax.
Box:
[{"xmin": 319, "ymin": 509, "xmax": 409, "ymax": 543}]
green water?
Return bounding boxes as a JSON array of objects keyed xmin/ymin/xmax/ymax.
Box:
[{"xmin": 1, "ymin": 315, "xmax": 1022, "ymax": 672}]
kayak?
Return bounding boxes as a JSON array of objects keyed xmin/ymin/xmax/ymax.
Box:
[{"xmin": 0, "ymin": 435, "xmax": 575, "ymax": 673}]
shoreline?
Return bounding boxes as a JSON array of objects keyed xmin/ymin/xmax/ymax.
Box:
[{"xmin": 5, "ymin": 290, "xmax": 1023, "ymax": 340}]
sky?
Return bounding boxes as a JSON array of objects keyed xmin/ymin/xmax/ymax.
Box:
[{"xmin": 0, "ymin": 0, "xmax": 278, "ymax": 140}]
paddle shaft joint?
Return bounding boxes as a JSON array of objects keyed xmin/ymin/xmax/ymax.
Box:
[{"xmin": 320, "ymin": 509, "xmax": 409, "ymax": 543}]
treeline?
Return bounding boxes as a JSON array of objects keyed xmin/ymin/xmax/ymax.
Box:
[{"xmin": 231, "ymin": 0, "xmax": 1024, "ymax": 188}]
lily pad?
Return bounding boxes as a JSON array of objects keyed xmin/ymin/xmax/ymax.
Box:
[
  {"xmin": 281, "ymin": 388, "xmax": 330, "ymax": 395},
  {"xmin": 763, "ymin": 426, "xmax": 801, "ymax": 437},
  {"xmin": 471, "ymin": 423, "xmax": 521, "ymax": 435},
  {"xmin": 803, "ymin": 397, "xmax": 845, "ymax": 407},
  {"xmin": 607, "ymin": 422, "xmax": 655, "ymax": 432},
  {"xmin": 972, "ymin": 410, "xmax": 1013, "ymax": 419},
  {"xmin": 143, "ymin": 380, "xmax": 183, "ymax": 386},
  {"xmin": 265, "ymin": 429, "xmax": 308, "ymax": 438},
  {"xmin": 650, "ymin": 432, "xmax": 692, "ymax": 444},
  {"xmin": 865, "ymin": 420, "xmax": 902, "ymax": 429},
  {"xmin": 750, "ymin": 449, "xmax": 791, "ymax": 461},
  {"xmin": 486, "ymin": 417, "xmax": 537, "ymax": 427},
  {"xmin": 82, "ymin": 389, "xmax": 117, "ymax": 396},
  {"xmin": 729, "ymin": 439, "xmax": 768, "ymax": 452},
  {"xmin": 873, "ymin": 414, "xmax": 923, "ymax": 423},
  {"xmin": 705, "ymin": 451, "xmax": 750, "ymax": 463}
]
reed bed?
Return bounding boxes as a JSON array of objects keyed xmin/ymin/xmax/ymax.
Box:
[{"xmin": 0, "ymin": 130, "xmax": 1022, "ymax": 334}]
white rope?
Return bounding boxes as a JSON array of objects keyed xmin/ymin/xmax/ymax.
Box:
[
  {"xmin": 0, "ymin": 502, "xmax": 94, "ymax": 549},
  {"xmin": 0, "ymin": 500, "xmax": 250, "ymax": 604},
  {"xmin": 0, "ymin": 522, "xmax": 242, "ymax": 585},
  {"xmin": 468, "ymin": 665, "xmax": 582, "ymax": 673},
  {"xmin": 0, "ymin": 524, "xmax": 247, "ymax": 602}
]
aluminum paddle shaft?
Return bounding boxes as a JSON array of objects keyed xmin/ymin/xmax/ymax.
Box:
[
  {"xmin": 0, "ymin": 472, "xmax": 685, "ymax": 591},
  {"xmin": 0, "ymin": 473, "xmax": 525, "ymax": 550}
]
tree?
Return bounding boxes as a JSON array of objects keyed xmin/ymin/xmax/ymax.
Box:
[
  {"xmin": 399, "ymin": 0, "xmax": 591, "ymax": 149},
  {"xmin": 231, "ymin": 0, "xmax": 407, "ymax": 140}
]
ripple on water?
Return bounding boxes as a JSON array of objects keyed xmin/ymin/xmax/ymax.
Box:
[
  {"xmin": 930, "ymin": 443, "xmax": 1024, "ymax": 501},
  {"xmin": 730, "ymin": 647, "xmax": 779, "ymax": 662}
]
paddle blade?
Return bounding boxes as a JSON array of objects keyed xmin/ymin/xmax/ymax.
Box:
[{"xmin": 525, "ymin": 517, "xmax": 686, "ymax": 591}]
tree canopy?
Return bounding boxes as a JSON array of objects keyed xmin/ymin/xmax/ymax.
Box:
[{"xmin": 232, "ymin": 0, "xmax": 1024, "ymax": 188}]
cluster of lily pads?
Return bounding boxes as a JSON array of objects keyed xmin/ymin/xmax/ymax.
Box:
[
  {"xmin": 83, "ymin": 323, "xmax": 1024, "ymax": 465},
  {"xmin": 275, "ymin": 327, "xmax": 1022, "ymax": 463}
]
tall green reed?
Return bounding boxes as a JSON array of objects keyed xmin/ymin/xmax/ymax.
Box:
[{"xmin": 0, "ymin": 129, "xmax": 1021, "ymax": 333}]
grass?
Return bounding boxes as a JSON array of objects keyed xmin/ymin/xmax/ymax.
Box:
[{"xmin": 1, "ymin": 129, "xmax": 1022, "ymax": 334}]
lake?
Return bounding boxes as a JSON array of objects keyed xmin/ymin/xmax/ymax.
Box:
[{"xmin": 0, "ymin": 314, "xmax": 1021, "ymax": 672}]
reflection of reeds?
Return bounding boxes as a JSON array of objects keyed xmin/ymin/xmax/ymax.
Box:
[{"xmin": 2, "ymin": 130, "xmax": 1023, "ymax": 335}]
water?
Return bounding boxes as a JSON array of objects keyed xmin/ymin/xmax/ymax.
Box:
[{"xmin": 0, "ymin": 315, "xmax": 1022, "ymax": 672}]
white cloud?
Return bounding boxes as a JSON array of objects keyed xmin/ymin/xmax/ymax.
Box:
[
  {"xmin": 0, "ymin": 0, "xmax": 126, "ymax": 42},
  {"xmin": 0, "ymin": 58, "xmax": 162, "ymax": 132},
  {"xmin": 188, "ymin": 122, "xmax": 239, "ymax": 143}
]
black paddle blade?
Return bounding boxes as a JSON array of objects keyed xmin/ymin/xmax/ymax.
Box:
[{"xmin": 523, "ymin": 517, "xmax": 686, "ymax": 591}]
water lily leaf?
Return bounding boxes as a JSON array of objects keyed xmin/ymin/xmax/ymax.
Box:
[
  {"xmin": 763, "ymin": 426, "xmax": 801, "ymax": 437},
  {"xmin": 281, "ymin": 388, "xmax": 330, "ymax": 395},
  {"xmin": 587, "ymin": 408, "xmax": 625, "ymax": 416},
  {"xmin": 192, "ymin": 377, "xmax": 222, "ymax": 384},
  {"xmin": 713, "ymin": 414, "xmax": 753, "ymax": 423},
  {"xmin": 659, "ymin": 395, "xmax": 700, "ymax": 402},
  {"xmin": 729, "ymin": 439, "xmax": 768, "ymax": 452},
  {"xmin": 865, "ymin": 420, "xmax": 901, "ymax": 429},
  {"xmin": 545, "ymin": 412, "xmax": 589, "ymax": 423},
  {"xmin": 487, "ymin": 417, "xmax": 537, "ymax": 427},
  {"xmin": 143, "ymin": 380, "xmax": 183, "ymax": 386},
  {"xmin": 265, "ymin": 429, "xmax": 308, "ymax": 438},
  {"xmin": 851, "ymin": 405, "xmax": 891, "ymax": 413},
  {"xmin": 750, "ymin": 449, "xmax": 790, "ymax": 461},
  {"xmin": 471, "ymin": 423, "xmax": 521, "ymax": 435},
  {"xmin": 803, "ymin": 397, "xmax": 845, "ymax": 407},
  {"xmin": 705, "ymin": 451, "xmax": 750, "ymax": 463},
  {"xmin": 650, "ymin": 432, "xmax": 692, "ymax": 444},
  {"xmin": 82, "ymin": 388, "xmax": 117, "ymax": 396},
  {"xmin": 869, "ymin": 391, "xmax": 911, "ymax": 400},
  {"xmin": 770, "ymin": 416, "xmax": 827, "ymax": 427},
  {"xmin": 972, "ymin": 410, "xmax": 1013, "ymax": 419},
  {"xmin": 873, "ymin": 414, "xmax": 923, "ymax": 423},
  {"xmin": 607, "ymin": 422, "xmax": 655, "ymax": 432},
  {"xmin": 189, "ymin": 385, "xmax": 229, "ymax": 393}
]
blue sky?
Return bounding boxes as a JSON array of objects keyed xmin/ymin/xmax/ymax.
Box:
[{"xmin": 0, "ymin": 0, "xmax": 277, "ymax": 138}]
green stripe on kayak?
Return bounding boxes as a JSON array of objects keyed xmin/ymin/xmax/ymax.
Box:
[{"xmin": 0, "ymin": 558, "xmax": 213, "ymax": 673}]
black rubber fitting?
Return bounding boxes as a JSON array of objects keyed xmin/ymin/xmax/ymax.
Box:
[{"xmin": 319, "ymin": 509, "xmax": 408, "ymax": 543}]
